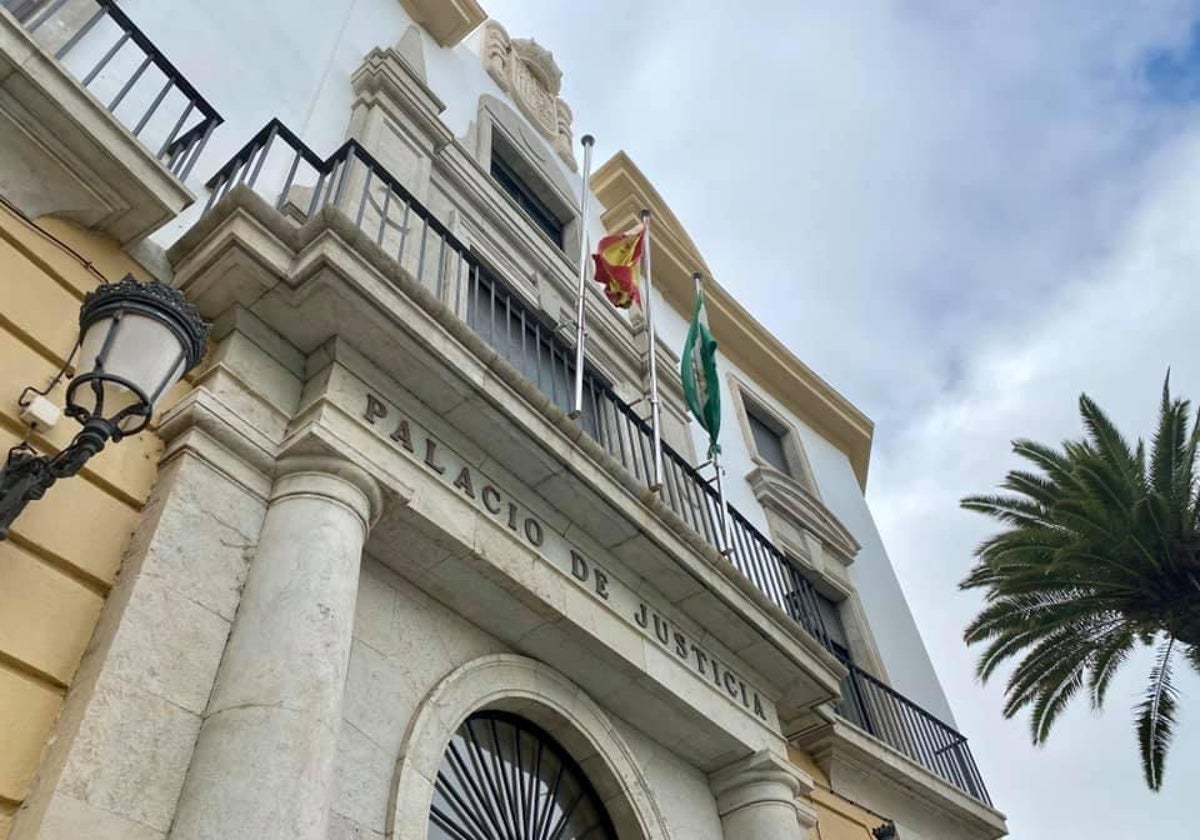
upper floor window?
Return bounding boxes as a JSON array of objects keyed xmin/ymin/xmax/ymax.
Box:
[
  {"xmin": 490, "ymin": 134, "xmax": 567, "ymax": 249},
  {"xmin": 734, "ymin": 382, "xmax": 817, "ymax": 490},
  {"xmin": 747, "ymin": 408, "xmax": 789, "ymax": 474}
]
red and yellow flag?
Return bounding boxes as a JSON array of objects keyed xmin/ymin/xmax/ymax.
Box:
[{"xmin": 592, "ymin": 223, "xmax": 645, "ymax": 308}]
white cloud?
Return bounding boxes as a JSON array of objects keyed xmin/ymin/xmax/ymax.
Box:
[{"xmin": 871, "ymin": 124, "xmax": 1200, "ymax": 836}]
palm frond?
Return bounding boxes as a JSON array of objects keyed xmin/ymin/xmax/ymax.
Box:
[
  {"xmin": 1150, "ymin": 375, "xmax": 1188, "ymax": 522},
  {"xmin": 1079, "ymin": 393, "xmax": 1141, "ymax": 488},
  {"xmin": 1135, "ymin": 637, "xmax": 1178, "ymax": 791},
  {"xmin": 1087, "ymin": 628, "xmax": 1135, "ymax": 709},
  {"xmin": 1183, "ymin": 642, "xmax": 1200, "ymax": 676}
]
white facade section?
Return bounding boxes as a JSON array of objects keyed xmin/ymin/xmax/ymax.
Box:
[
  {"xmin": 115, "ymin": 0, "xmax": 584, "ymax": 242},
  {"xmin": 652, "ymin": 288, "xmax": 956, "ymax": 725}
]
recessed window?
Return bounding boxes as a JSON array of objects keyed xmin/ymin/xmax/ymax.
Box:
[
  {"xmin": 734, "ymin": 382, "xmax": 817, "ymax": 490},
  {"xmin": 817, "ymin": 591, "xmax": 851, "ymax": 662},
  {"xmin": 747, "ymin": 408, "xmax": 789, "ymax": 474},
  {"xmin": 490, "ymin": 134, "xmax": 566, "ymax": 248},
  {"xmin": 465, "ymin": 257, "xmax": 608, "ymax": 437}
]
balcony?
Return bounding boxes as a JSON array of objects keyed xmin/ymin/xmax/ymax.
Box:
[
  {"xmin": 0, "ymin": 0, "xmax": 221, "ymax": 241},
  {"xmin": 194, "ymin": 120, "xmax": 991, "ymax": 807}
]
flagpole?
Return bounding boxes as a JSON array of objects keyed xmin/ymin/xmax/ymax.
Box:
[
  {"xmin": 642, "ymin": 208, "xmax": 664, "ymax": 492},
  {"xmin": 713, "ymin": 449, "xmax": 733, "ymax": 556},
  {"xmin": 695, "ymin": 269, "xmax": 732, "ymax": 555},
  {"xmin": 570, "ymin": 134, "xmax": 595, "ymax": 419}
]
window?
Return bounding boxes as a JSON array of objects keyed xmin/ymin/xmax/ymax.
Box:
[
  {"xmin": 430, "ymin": 711, "xmax": 617, "ymax": 840},
  {"xmin": 465, "ymin": 260, "xmax": 607, "ymax": 438},
  {"xmin": 747, "ymin": 408, "xmax": 789, "ymax": 474},
  {"xmin": 817, "ymin": 591, "xmax": 851, "ymax": 662},
  {"xmin": 812, "ymin": 588, "xmax": 874, "ymax": 731},
  {"xmin": 733, "ymin": 380, "xmax": 817, "ymax": 490},
  {"xmin": 490, "ymin": 137, "xmax": 566, "ymax": 248}
]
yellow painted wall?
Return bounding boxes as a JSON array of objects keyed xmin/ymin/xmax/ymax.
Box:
[
  {"xmin": 790, "ymin": 746, "xmax": 887, "ymax": 840},
  {"xmin": 0, "ymin": 206, "xmax": 164, "ymax": 837}
]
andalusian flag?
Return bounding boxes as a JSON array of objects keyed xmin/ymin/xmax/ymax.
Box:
[
  {"xmin": 681, "ymin": 276, "xmax": 721, "ymax": 456},
  {"xmin": 592, "ymin": 223, "xmax": 645, "ymax": 308}
]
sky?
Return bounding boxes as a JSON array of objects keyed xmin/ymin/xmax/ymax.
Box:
[{"xmin": 483, "ymin": 1, "xmax": 1200, "ymax": 837}]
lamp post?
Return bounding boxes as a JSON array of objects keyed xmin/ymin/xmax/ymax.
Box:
[{"xmin": 0, "ymin": 276, "xmax": 209, "ymax": 539}]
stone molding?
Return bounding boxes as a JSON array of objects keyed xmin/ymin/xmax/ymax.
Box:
[
  {"xmin": 390, "ymin": 654, "xmax": 671, "ymax": 840},
  {"xmin": 396, "ymin": 0, "xmax": 485, "ymax": 47},
  {"xmin": 473, "ymin": 93, "xmax": 576, "ymax": 209},
  {"xmin": 351, "ymin": 43, "xmax": 453, "ymax": 154},
  {"xmin": 709, "ymin": 750, "xmax": 817, "ymax": 826},
  {"xmin": 746, "ymin": 465, "xmax": 860, "ymax": 567},
  {"xmin": 793, "ymin": 713, "xmax": 1007, "ymax": 840},
  {"xmin": 482, "ymin": 21, "xmax": 576, "ymax": 170},
  {"xmin": 271, "ymin": 455, "xmax": 385, "ymax": 533}
]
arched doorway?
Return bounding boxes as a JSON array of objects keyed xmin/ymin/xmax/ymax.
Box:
[{"xmin": 429, "ymin": 710, "xmax": 618, "ymax": 840}]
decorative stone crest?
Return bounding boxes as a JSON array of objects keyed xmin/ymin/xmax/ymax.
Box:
[{"xmin": 482, "ymin": 21, "xmax": 577, "ymax": 170}]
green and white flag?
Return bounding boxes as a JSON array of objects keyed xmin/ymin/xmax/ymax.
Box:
[{"xmin": 681, "ymin": 277, "xmax": 721, "ymax": 456}]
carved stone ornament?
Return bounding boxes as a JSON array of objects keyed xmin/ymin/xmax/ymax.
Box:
[{"xmin": 482, "ymin": 20, "xmax": 577, "ymax": 170}]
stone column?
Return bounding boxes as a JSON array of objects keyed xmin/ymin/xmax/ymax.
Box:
[
  {"xmin": 169, "ymin": 456, "xmax": 381, "ymax": 840},
  {"xmin": 710, "ymin": 751, "xmax": 818, "ymax": 840}
]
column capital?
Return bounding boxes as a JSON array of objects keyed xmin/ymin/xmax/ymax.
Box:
[
  {"xmin": 709, "ymin": 750, "xmax": 815, "ymax": 822},
  {"xmin": 273, "ymin": 455, "xmax": 383, "ymax": 535}
]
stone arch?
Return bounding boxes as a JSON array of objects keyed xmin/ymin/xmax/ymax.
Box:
[{"xmin": 388, "ymin": 653, "xmax": 671, "ymax": 840}]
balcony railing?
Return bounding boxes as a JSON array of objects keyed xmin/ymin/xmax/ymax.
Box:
[
  {"xmin": 3, "ymin": 0, "xmax": 222, "ymax": 180},
  {"xmin": 202, "ymin": 120, "xmax": 991, "ymax": 807},
  {"xmin": 838, "ymin": 658, "xmax": 991, "ymax": 805}
]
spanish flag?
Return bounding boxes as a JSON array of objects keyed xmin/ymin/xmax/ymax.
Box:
[{"xmin": 592, "ymin": 223, "xmax": 645, "ymax": 308}]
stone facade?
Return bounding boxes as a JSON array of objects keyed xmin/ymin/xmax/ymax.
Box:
[{"xmin": 0, "ymin": 2, "xmax": 1007, "ymax": 839}]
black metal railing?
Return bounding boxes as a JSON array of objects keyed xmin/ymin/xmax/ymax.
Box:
[
  {"xmin": 837, "ymin": 658, "xmax": 991, "ymax": 805},
  {"xmin": 202, "ymin": 121, "xmax": 991, "ymax": 807},
  {"xmin": 3, "ymin": 0, "xmax": 222, "ymax": 179}
]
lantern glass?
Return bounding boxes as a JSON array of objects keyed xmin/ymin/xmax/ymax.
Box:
[{"xmin": 74, "ymin": 310, "xmax": 188, "ymax": 433}]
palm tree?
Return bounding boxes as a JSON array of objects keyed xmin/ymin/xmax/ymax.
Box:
[{"xmin": 961, "ymin": 375, "xmax": 1200, "ymax": 790}]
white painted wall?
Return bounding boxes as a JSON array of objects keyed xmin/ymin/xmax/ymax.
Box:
[
  {"xmin": 116, "ymin": 0, "xmax": 953, "ymax": 725},
  {"xmin": 109, "ymin": 0, "xmax": 581, "ymax": 244}
]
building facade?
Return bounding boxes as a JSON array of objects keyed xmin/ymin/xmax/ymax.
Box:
[{"xmin": 0, "ymin": 1, "xmax": 1008, "ymax": 838}]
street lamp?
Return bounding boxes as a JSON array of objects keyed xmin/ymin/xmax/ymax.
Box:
[{"xmin": 0, "ymin": 276, "xmax": 209, "ymax": 538}]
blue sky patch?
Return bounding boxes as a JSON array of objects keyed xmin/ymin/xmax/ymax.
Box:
[{"xmin": 1143, "ymin": 23, "xmax": 1200, "ymax": 103}]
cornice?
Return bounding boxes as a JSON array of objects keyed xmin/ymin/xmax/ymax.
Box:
[
  {"xmin": 591, "ymin": 153, "xmax": 875, "ymax": 488},
  {"xmin": 396, "ymin": 0, "xmax": 485, "ymax": 47},
  {"xmin": 746, "ymin": 466, "xmax": 860, "ymax": 564}
]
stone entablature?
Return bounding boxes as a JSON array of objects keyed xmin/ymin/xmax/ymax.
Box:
[
  {"xmin": 360, "ymin": 390, "xmax": 777, "ymax": 727},
  {"xmin": 164, "ymin": 189, "xmax": 844, "ymax": 724},
  {"xmin": 481, "ymin": 20, "xmax": 577, "ymax": 170}
]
